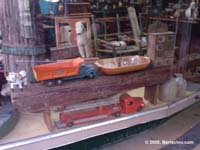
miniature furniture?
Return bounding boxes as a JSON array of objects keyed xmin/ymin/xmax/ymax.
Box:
[
  {"xmin": 54, "ymin": 16, "xmax": 91, "ymax": 48},
  {"xmin": 92, "ymin": 7, "xmax": 146, "ymax": 57},
  {"xmin": 140, "ymin": 14, "xmax": 200, "ymax": 74},
  {"xmin": 92, "ymin": 15, "xmax": 139, "ymax": 57},
  {"xmin": 128, "ymin": 7, "xmax": 147, "ymax": 52},
  {"xmin": 147, "ymin": 32, "xmax": 175, "ymax": 67}
]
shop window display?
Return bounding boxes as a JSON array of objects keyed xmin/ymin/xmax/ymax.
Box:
[{"xmin": 0, "ymin": 1, "xmax": 200, "ymax": 150}]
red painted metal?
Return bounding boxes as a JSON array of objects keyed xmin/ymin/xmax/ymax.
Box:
[
  {"xmin": 120, "ymin": 93, "xmax": 144, "ymax": 113},
  {"xmin": 59, "ymin": 93, "xmax": 144, "ymax": 127}
]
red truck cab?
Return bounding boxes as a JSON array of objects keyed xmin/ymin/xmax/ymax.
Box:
[{"xmin": 120, "ymin": 93, "xmax": 145, "ymax": 113}]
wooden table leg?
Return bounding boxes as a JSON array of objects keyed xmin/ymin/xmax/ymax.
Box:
[
  {"xmin": 43, "ymin": 110, "xmax": 54, "ymax": 132},
  {"xmin": 144, "ymin": 85, "xmax": 158, "ymax": 105}
]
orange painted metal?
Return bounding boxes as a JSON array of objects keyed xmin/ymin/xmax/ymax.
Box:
[
  {"xmin": 33, "ymin": 58, "xmax": 84, "ymax": 81},
  {"xmin": 95, "ymin": 55, "xmax": 151, "ymax": 75}
]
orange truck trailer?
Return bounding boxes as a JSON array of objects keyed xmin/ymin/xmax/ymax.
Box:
[
  {"xmin": 57, "ymin": 93, "xmax": 145, "ymax": 128},
  {"xmin": 33, "ymin": 58, "xmax": 97, "ymax": 86}
]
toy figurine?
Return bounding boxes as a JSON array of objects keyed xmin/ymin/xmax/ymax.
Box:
[
  {"xmin": 57, "ymin": 93, "xmax": 145, "ymax": 128},
  {"xmin": 75, "ymin": 21, "xmax": 93, "ymax": 58},
  {"xmin": 60, "ymin": 24, "xmax": 72, "ymax": 46},
  {"xmin": 109, "ymin": 41, "xmax": 127, "ymax": 47},
  {"xmin": 6, "ymin": 70, "xmax": 27, "ymax": 90},
  {"xmin": 33, "ymin": 58, "xmax": 97, "ymax": 86},
  {"xmin": 185, "ymin": 0, "xmax": 199, "ymax": 20}
]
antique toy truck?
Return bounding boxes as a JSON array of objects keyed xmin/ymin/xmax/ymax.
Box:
[
  {"xmin": 58, "ymin": 93, "xmax": 145, "ymax": 128},
  {"xmin": 33, "ymin": 58, "xmax": 97, "ymax": 86}
]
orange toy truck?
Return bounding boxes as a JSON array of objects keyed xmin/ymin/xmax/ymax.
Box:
[
  {"xmin": 57, "ymin": 93, "xmax": 145, "ymax": 128},
  {"xmin": 33, "ymin": 58, "xmax": 97, "ymax": 86}
]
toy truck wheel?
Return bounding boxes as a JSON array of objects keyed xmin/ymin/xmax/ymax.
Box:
[
  {"xmin": 137, "ymin": 106, "xmax": 142, "ymax": 112},
  {"xmin": 46, "ymin": 81, "xmax": 55, "ymax": 86},
  {"xmin": 67, "ymin": 122, "xmax": 74, "ymax": 127},
  {"xmin": 56, "ymin": 79, "xmax": 63, "ymax": 85},
  {"xmin": 88, "ymin": 72, "xmax": 95, "ymax": 79},
  {"xmin": 114, "ymin": 112, "xmax": 121, "ymax": 117}
]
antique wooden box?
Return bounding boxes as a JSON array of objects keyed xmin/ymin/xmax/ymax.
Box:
[{"xmin": 147, "ymin": 32, "xmax": 175, "ymax": 67}]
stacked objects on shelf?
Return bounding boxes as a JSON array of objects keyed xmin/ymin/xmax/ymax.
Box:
[
  {"xmin": 147, "ymin": 32, "xmax": 175, "ymax": 67},
  {"xmin": 64, "ymin": 0, "xmax": 91, "ymax": 16},
  {"xmin": 90, "ymin": 0, "xmax": 131, "ymax": 17}
]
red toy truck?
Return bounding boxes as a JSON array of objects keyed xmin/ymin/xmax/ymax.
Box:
[{"xmin": 58, "ymin": 93, "xmax": 145, "ymax": 128}]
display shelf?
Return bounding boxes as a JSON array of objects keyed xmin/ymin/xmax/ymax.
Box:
[
  {"xmin": 1, "ymin": 89, "xmax": 200, "ymax": 150},
  {"xmin": 11, "ymin": 67, "xmax": 171, "ymax": 113},
  {"xmin": 66, "ymin": 2, "xmax": 90, "ymax": 5},
  {"xmin": 141, "ymin": 15, "xmax": 200, "ymax": 24}
]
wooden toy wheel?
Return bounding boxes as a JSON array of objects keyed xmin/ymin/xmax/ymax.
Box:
[
  {"xmin": 67, "ymin": 122, "xmax": 74, "ymax": 127},
  {"xmin": 46, "ymin": 81, "xmax": 55, "ymax": 86},
  {"xmin": 114, "ymin": 112, "xmax": 121, "ymax": 117},
  {"xmin": 88, "ymin": 72, "xmax": 95, "ymax": 79},
  {"xmin": 56, "ymin": 79, "xmax": 63, "ymax": 85}
]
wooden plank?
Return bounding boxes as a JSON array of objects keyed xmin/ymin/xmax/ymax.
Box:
[
  {"xmin": 43, "ymin": 111, "xmax": 54, "ymax": 132},
  {"xmin": 11, "ymin": 67, "xmax": 172, "ymax": 113},
  {"xmin": 144, "ymin": 85, "xmax": 158, "ymax": 105}
]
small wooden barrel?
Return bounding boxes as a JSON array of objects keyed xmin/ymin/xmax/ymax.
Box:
[{"xmin": 0, "ymin": 0, "xmax": 46, "ymax": 81}]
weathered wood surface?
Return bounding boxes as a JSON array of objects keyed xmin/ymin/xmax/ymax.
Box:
[
  {"xmin": 0, "ymin": 0, "xmax": 45, "ymax": 53},
  {"xmin": 147, "ymin": 32, "xmax": 175, "ymax": 67},
  {"xmin": 144, "ymin": 85, "xmax": 158, "ymax": 105},
  {"xmin": 50, "ymin": 46, "xmax": 80, "ymax": 60},
  {"xmin": 0, "ymin": 0, "xmax": 46, "ymax": 81},
  {"xmin": 11, "ymin": 67, "xmax": 172, "ymax": 113}
]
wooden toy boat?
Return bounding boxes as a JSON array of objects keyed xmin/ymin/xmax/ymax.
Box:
[{"xmin": 95, "ymin": 55, "xmax": 151, "ymax": 75}]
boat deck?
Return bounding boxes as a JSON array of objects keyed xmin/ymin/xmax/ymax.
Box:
[
  {"xmin": 0, "ymin": 84, "xmax": 200, "ymax": 150},
  {"xmin": 100, "ymin": 99, "xmax": 200, "ymax": 150}
]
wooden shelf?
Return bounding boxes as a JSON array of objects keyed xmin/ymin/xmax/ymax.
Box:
[
  {"xmin": 66, "ymin": 12, "xmax": 91, "ymax": 16},
  {"xmin": 12, "ymin": 67, "xmax": 172, "ymax": 113},
  {"xmin": 95, "ymin": 16, "xmax": 129, "ymax": 22},
  {"xmin": 65, "ymin": 2, "xmax": 90, "ymax": 5},
  {"xmin": 141, "ymin": 15, "xmax": 200, "ymax": 24},
  {"xmin": 64, "ymin": 1, "xmax": 90, "ymax": 16}
]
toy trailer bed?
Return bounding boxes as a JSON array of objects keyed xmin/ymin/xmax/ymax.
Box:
[{"xmin": 33, "ymin": 58, "xmax": 84, "ymax": 82}]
